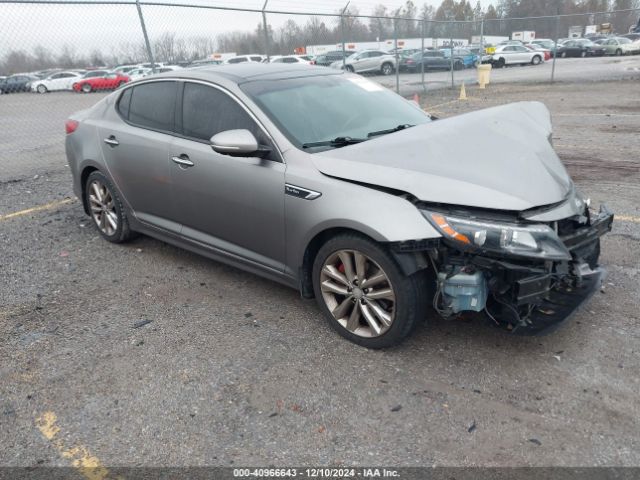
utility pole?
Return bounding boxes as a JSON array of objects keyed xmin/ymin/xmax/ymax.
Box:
[
  {"xmin": 262, "ymin": 0, "xmax": 270, "ymax": 61},
  {"xmin": 135, "ymin": 0, "xmax": 156, "ymax": 73},
  {"xmin": 341, "ymin": 1, "xmax": 350, "ymax": 69},
  {"xmin": 551, "ymin": 0, "xmax": 560, "ymax": 82}
]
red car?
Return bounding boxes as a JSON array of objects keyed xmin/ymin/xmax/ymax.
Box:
[
  {"xmin": 73, "ymin": 72, "xmax": 129, "ymax": 93},
  {"xmin": 525, "ymin": 44, "xmax": 552, "ymax": 61}
]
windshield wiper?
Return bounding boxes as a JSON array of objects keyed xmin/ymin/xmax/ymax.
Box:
[
  {"xmin": 302, "ymin": 136, "xmax": 366, "ymax": 149},
  {"xmin": 367, "ymin": 124, "xmax": 414, "ymax": 138}
]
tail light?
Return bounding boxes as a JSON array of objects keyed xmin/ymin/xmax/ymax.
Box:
[{"xmin": 65, "ymin": 119, "xmax": 79, "ymax": 134}]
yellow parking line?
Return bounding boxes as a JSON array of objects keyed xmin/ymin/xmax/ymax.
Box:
[
  {"xmin": 0, "ymin": 198, "xmax": 74, "ymax": 222},
  {"xmin": 36, "ymin": 411, "xmax": 122, "ymax": 480},
  {"xmin": 616, "ymin": 215, "xmax": 640, "ymax": 224}
]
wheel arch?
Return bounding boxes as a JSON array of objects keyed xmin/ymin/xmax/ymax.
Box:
[{"xmin": 298, "ymin": 225, "xmax": 433, "ymax": 299}]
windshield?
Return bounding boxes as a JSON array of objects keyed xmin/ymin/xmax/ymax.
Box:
[{"xmin": 240, "ymin": 74, "xmax": 431, "ymax": 151}]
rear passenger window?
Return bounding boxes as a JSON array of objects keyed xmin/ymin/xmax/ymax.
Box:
[
  {"xmin": 128, "ymin": 81, "xmax": 176, "ymax": 132},
  {"xmin": 181, "ymin": 82, "xmax": 259, "ymax": 142},
  {"xmin": 118, "ymin": 88, "xmax": 132, "ymax": 119}
]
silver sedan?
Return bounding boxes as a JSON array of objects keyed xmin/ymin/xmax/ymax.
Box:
[{"xmin": 65, "ymin": 64, "xmax": 612, "ymax": 348}]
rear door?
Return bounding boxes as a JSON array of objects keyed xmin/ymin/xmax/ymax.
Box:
[
  {"xmin": 169, "ymin": 81, "xmax": 286, "ymax": 270},
  {"xmin": 97, "ymin": 81, "xmax": 180, "ymax": 231}
]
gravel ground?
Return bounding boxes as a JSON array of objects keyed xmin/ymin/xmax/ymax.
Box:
[{"xmin": 0, "ymin": 79, "xmax": 639, "ymax": 469}]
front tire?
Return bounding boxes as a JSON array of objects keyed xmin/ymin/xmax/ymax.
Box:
[
  {"xmin": 381, "ymin": 62, "xmax": 394, "ymax": 76},
  {"xmin": 85, "ymin": 171, "xmax": 134, "ymax": 243},
  {"xmin": 561, "ymin": 51, "xmax": 567, "ymax": 58},
  {"xmin": 344, "ymin": 65, "xmax": 354, "ymax": 73},
  {"xmin": 531, "ymin": 55, "xmax": 542, "ymax": 65},
  {"xmin": 312, "ymin": 233, "xmax": 427, "ymax": 349},
  {"xmin": 496, "ymin": 57, "xmax": 506, "ymax": 68},
  {"xmin": 580, "ymin": 50, "xmax": 587, "ymax": 57},
  {"xmin": 37, "ymin": 84, "xmax": 47, "ymax": 93},
  {"xmin": 81, "ymin": 83, "xmax": 92, "ymax": 93},
  {"xmin": 615, "ymin": 48, "xmax": 622, "ymax": 56}
]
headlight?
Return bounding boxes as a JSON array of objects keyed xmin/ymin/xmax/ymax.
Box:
[{"xmin": 421, "ymin": 210, "xmax": 572, "ymax": 261}]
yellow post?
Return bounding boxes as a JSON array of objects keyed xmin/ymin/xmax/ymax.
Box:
[{"xmin": 459, "ymin": 82, "xmax": 467, "ymax": 100}]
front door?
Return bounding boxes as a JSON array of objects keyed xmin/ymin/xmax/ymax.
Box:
[{"xmin": 169, "ymin": 81, "xmax": 286, "ymax": 271}]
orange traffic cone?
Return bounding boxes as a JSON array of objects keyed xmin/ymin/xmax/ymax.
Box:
[
  {"xmin": 459, "ymin": 82, "xmax": 467, "ymax": 100},
  {"xmin": 412, "ymin": 93, "xmax": 420, "ymax": 106}
]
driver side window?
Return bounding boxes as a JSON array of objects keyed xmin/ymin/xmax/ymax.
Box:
[{"xmin": 181, "ymin": 82, "xmax": 265, "ymax": 145}]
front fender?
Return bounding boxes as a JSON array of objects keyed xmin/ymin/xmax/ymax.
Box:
[{"xmin": 284, "ymin": 166, "xmax": 441, "ymax": 278}]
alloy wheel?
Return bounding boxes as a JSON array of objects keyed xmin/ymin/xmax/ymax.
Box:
[
  {"xmin": 319, "ymin": 249, "xmax": 396, "ymax": 338},
  {"xmin": 88, "ymin": 180, "xmax": 118, "ymax": 236},
  {"xmin": 37, "ymin": 85, "xmax": 47, "ymax": 93}
]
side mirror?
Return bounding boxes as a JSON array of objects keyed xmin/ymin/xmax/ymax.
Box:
[{"xmin": 210, "ymin": 129, "xmax": 270, "ymax": 158}]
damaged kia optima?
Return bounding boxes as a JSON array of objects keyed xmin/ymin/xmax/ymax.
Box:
[{"xmin": 66, "ymin": 64, "xmax": 613, "ymax": 348}]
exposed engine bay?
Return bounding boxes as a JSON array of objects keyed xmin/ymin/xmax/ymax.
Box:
[{"xmin": 422, "ymin": 203, "xmax": 613, "ymax": 334}]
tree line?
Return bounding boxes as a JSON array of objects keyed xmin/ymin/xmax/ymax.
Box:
[{"xmin": 2, "ymin": 0, "xmax": 638, "ymax": 75}]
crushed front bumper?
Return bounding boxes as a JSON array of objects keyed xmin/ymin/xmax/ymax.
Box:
[
  {"xmin": 506, "ymin": 266, "xmax": 605, "ymax": 335},
  {"xmin": 491, "ymin": 206, "xmax": 613, "ymax": 335}
]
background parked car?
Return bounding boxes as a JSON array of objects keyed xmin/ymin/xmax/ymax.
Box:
[
  {"xmin": 31, "ymin": 71, "xmax": 82, "ymax": 93},
  {"xmin": 269, "ymin": 55, "xmax": 312, "ymax": 64},
  {"xmin": 81, "ymin": 69, "xmax": 111, "ymax": 79},
  {"xmin": 405, "ymin": 49, "xmax": 465, "ymax": 71},
  {"xmin": 155, "ymin": 65, "xmax": 183, "ymax": 73},
  {"xmin": 525, "ymin": 43, "xmax": 552, "ymax": 61},
  {"xmin": 73, "ymin": 72, "xmax": 129, "ymax": 93},
  {"xmin": 556, "ymin": 39, "xmax": 606, "ymax": 57},
  {"xmin": 126, "ymin": 67, "xmax": 151, "ymax": 81},
  {"xmin": 468, "ymin": 45, "xmax": 493, "ymax": 63},
  {"xmin": 333, "ymin": 50, "xmax": 397, "ymax": 75},
  {"xmin": 187, "ymin": 58, "xmax": 223, "ymax": 68},
  {"xmin": 113, "ymin": 65, "xmax": 139, "ymax": 74},
  {"xmin": 310, "ymin": 50, "xmax": 356, "ymax": 67},
  {"xmin": 396, "ymin": 49, "xmax": 422, "ymax": 71},
  {"xmin": 442, "ymin": 48, "xmax": 479, "ymax": 68},
  {"xmin": 0, "ymin": 74, "xmax": 38, "ymax": 94},
  {"xmin": 598, "ymin": 37, "xmax": 640, "ymax": 55},
  {"xmin": 530, "ymin": 38, "xmax": 560, "ymax": 57},
  {"xmin": 224, "ymin": 55, "xmax": 265, "ymax": 64},
  {"xmin": 491, "ymin": 44, "xmax": 544, "ymax": 67}
]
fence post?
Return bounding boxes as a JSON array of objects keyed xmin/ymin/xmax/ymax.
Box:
[
  {"xmin": 394, "ymin": 17, "xmax": 399, "ymax": 94},
  {"xmin": 551, "ymin": 13, "xmax": 560, "ymax": 83},
  {"xmin": 135, "ymin": 0, "xmax": 155, "ymax": 72},
  {"xmin": 450, "ymin": 24, "xmax": 454, "ymax": 88},
  {"xmin": 479, "ymin": 18, "xmax": 484, "ymax": 68},
  {"xmin": 421, "ymin": 19, "xmax": 425, "ymax": 92},
  {"xmin": 341, "ymin": 2, "xmax": 349, "ymax": 69},
  {"xmin": 262, "ymin": 0, "xmax": 270, "ymax": 60}
]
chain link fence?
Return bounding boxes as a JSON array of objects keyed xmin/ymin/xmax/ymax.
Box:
[{"xmin": 0, "ymin": 0, "xmax": 639, "ymax": 179}]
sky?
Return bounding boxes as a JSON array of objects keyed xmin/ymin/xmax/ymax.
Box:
[{"xmin": 0, "ymin": 0, "xmax": 499, "ymax": 55}]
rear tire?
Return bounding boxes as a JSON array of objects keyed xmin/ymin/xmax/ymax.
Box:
[
  {"xmin": 580, "ymin": 50, "xmax": 587, "ymax": 57},
  {"xmin": 381, "ymin": 62, "xmax": 394, "ymax": 76},
  {"xmin": 531, "ymin": 55, "xmax": 542, "ymax": 65},
  {"xmin": 345, "ymin": 65, "xmax": 354, "ymax": 72},
  {"xmin": 561, "ymin": 51, "xmax": 567, "ymax": 58},
  {"xmin": 312, "ymin": 233, "xmax": 427, "ymax": 349},
  {"xmin": 615, "ymin": 48, "xmax": 622, "ymax": 56},
  {"xmin": 85, "ymin": 171, "xmax": 134, "ymax": 243},
  {"xmin": 37, "ymin": 84, "xmax": 47, "ymax": 93},
  {"xmin": 496, "ymin": 57, "xmax": 506, "ymax": 68}
]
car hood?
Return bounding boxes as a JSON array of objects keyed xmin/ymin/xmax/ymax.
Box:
[{"xmin": 312, "ymin": 101, "xmax": 572, "ymax": 212}]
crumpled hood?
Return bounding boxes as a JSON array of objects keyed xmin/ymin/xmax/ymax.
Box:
[{"xmin": 313, "ymin": 101, "xmax": 572, "ymax": 211}]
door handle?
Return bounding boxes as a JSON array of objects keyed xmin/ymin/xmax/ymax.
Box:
[
  {"xmin": 103, "ymin": 136, "xmax": 119, "ymax": 146},
  {"xmin": 171, "ymin": 155, "xmax": 194, "ymax": 167}
]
